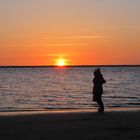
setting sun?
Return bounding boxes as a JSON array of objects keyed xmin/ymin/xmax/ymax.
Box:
[{"xmin": 55, "ymin": 58, "xmax": 67, "ymax": 67}]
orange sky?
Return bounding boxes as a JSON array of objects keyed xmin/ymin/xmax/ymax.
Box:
[{"xmin": 0, "ymin": 0, "xmax": 140, "ymax": 66}]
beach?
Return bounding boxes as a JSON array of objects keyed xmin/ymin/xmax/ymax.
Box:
[{"xmin": 0, "ymin": 110, "xmax": 140, "ymax": 140}]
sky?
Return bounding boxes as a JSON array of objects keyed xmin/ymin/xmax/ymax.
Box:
[{"xmin": 0, "ymin": 0, "xmax": 140, "ymax": 66}]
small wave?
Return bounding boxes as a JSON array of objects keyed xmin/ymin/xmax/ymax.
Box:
[
  {"xmin": 126, "ymin": 103, "xmax": 140, "ymax": 106},
  {"xmin": 104, "ymin": 96, "xmax": 139, "ymax": 99}
]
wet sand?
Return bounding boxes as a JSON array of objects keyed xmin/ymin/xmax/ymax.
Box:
[{"xmin": 0, "ymin": 110, "xmax": 140, "ymax": 140}]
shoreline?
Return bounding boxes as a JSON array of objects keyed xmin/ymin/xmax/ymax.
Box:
[{"xmin": 0, "ymin": 107, "xmax": 140, "ymax": 117}]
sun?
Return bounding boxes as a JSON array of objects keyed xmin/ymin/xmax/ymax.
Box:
[{"xmin": 55, "ymin": 58, "xmax": 67, "ymax": 67}]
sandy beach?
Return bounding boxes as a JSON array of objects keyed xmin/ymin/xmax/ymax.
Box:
[{"xmin": 0, "ymin": 110, "xmax": 140, "ymax": 140}]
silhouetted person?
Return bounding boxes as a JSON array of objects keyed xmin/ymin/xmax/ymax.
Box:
[{"xmin": 92, "ymin": 68, "xmax": 106, "ymax": 112}]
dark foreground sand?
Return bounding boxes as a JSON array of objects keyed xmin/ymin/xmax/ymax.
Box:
[{"xmin": 0, "ymin": 110, "xmax": 140, "ymax": 140}]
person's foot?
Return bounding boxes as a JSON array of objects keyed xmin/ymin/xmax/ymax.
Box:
[{"xmin": 98, "ymin": 108, "xmax": 104, "ymax": 113}]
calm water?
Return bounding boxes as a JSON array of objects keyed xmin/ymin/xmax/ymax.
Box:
[{"xmin": 0, "ymin": 67, "xmax": 140, "ymax": 112}]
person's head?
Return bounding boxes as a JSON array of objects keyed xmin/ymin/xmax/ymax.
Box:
[{"xmin": 94, "ymin": 68, "xmax": 101, "ymax": 76}]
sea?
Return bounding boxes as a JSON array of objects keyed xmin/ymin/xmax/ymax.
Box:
[{"xmin": 0, "ymin": 66, "xmax": 140, "ymax": 112}]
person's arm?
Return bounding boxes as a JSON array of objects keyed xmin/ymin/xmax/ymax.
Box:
[
  {"xmin": 103, "ymin": 77, "xmax": 106, "ymax": 84},
  {"xmin": 101, "ymin": 75, "xmax": 106, "ymax": 84}
]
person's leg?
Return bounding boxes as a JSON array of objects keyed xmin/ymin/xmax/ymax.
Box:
[{"xmin": 97, "ymin": 98, "xmax": 104, "ymax": 112}]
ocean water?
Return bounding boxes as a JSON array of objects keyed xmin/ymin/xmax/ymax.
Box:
[{"xmin": 0, "ymin": 67, "xmax": 140, "ymax": 112}]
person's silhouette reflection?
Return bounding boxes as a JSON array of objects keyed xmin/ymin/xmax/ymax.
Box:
[{"xmin": 92, "ymin": 68, "xmax": 106, "ymax": 112}]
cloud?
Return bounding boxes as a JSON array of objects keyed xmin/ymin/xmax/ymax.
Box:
[
  {"xmin": 63, "ymin": 36, "xmax": 103, "ymax": 39},
  {"xmin": 41, "ymin": 43, "xmax": 85, "ymax": 47},
  {"xmin": 39, "ymin": 53, "xmax": 68, "ymax": 57},
  {"xmin": 42, "ymin": 35, "xmax": 103, "ymax": 40}
]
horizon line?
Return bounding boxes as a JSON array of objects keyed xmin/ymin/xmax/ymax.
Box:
[{"xmin": 0, "ymin": 65, "xmax": 140, "ymax": 68}]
